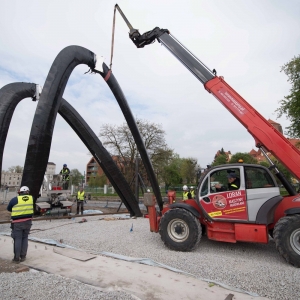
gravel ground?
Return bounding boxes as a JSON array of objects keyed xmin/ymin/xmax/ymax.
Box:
[
  {"xmin": 0, "ymin": 270, "xmax": 137, "ymax": 300},
  {"xmin": 1, "ymin": 216, "xmax": 299, "ymax": 300}
]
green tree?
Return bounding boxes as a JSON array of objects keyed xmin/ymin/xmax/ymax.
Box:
[
  {"xmin": 180, "ymin": 157, "xmax": 199, "ymax": 184},
  {"xmin": 276, "ymin": 55, "xmax": 300, "ymax": 137},
  {"xmin": 88, "ymin": 176, "xmax": 96, "ymax": 188},
  {"xmin": 162, "ymin": 154, "xmax": 182, "ymax": 188},
  {"xmin": 211, "ymin": 154, "xmax": 227, "ymax": 166},
  {"xmin": 88, "ymin": 174, "xmax": 107, "ymax": 187},
  {"xmin": 259, "ymin": 157, "xmax": 293, "ymax": 184},
  {"xmin": 229, "ymin": 152, "xmax": 258, "ymax": 164},
  {"xmin": 70, "ymin": 169, "xmax": 83, "ymax": 186},
  {"xmin": 7, "ymin": 165, "xmax": 23, "ymax": 173}
]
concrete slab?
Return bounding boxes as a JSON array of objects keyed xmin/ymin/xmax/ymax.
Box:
[
  {"xmin": 53, "ymin": 247, "xmax": 96, "ymax": 261},
  {"xmin": 0, "ymin": 236, "xmax": 269, "ymax": 300}
]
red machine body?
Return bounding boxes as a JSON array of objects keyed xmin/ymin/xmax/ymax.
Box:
[{"xmin": 115, "ymin": 4, "xmax": 300, "ymax": 267}]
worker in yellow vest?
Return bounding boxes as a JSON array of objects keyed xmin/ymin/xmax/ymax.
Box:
[
  {"xmin": 76, "ymin": 187, "xmax": 86, "ymax": 215},
  {"xmin": 7, "ymin": 186, "xmax": 33, "ymax": 263},
  {"xmin": 182, "ymin": 185, "xmax": 192, "ymax": 201},
  {"xmin": 59, "ymin": 164, "xmax": 70, "ymax": 190},
  {"xmin": 190, "ymin": 186, "xmax": 195, "ymax": 199}
]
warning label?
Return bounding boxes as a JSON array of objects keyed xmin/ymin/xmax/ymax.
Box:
[{"xmin": 208, "ymin": 211, "xmax": 222, "ymax": 217}]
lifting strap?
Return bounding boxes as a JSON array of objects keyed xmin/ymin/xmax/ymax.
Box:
[{"xmin": 109, "ymin": 5, "xmax": 117, "ymax": 70}]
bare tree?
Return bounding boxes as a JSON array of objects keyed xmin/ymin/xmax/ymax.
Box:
[{"xmin": 99, "ymin": 118, "xmax": 172, "ymax": 183}]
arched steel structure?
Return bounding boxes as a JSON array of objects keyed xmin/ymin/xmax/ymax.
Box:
[
  {"xmin": 0, "ymin": 82, "xmax": 142, "ymax": 216},
  {"xmin": 1, "ymin": 45, "xmax": 163, "ymax": 215},
  {"xmin": 96, "ymin": 64, "xmax": 163, "ymax": 210},
  {"xmin": 59, "ymin": 99, "xmax": 142, "ymax": 216}
]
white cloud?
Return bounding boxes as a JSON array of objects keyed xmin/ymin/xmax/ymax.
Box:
[{"xmin": 0, "ymin": 0, "xmax": 299, "ymax": 174}]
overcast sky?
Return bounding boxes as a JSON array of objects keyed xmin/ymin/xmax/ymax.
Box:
[{"xmin": 0, "ymin": 0, "xmax": 299, "ymax": 175}]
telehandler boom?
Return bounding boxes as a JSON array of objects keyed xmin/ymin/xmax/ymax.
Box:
[{"xmin": 115, "ymin": 4, "xmax": 300, "ymax": 267}]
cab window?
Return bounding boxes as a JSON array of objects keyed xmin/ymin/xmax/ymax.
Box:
[
  {"xmin": 244, "ymin": 166, "xmax": 275, "ymax": 189},
  {"xmin": 210, "ymin": 168, "xmax": 240, "ymax": 192},
  {"xmin": 200, "ymin": 177, "xmax": 208, "ymax": 196}
]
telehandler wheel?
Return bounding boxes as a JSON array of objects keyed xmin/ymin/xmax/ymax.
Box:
[
  {"xmin": 273, "ymin": 215, "xmax": 300, "ymax": 267},
  {"xmin": 159, "ymin": 208, "xmax": 201, "ymax": 251}
]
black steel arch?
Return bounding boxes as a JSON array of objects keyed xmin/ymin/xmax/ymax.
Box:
[
  {"xmin": 20, "ymin": 45, "xmax": 163, "ymax": 210},
  {"xmin": 0, "ymin": 82, "xmax": 37, "ymax": 177},
  {"xmin": 2, "ymin": 45, "xmax": 163, "ymax": 214},
  {"xmin": 59, "ymin": 99, "xmax": 142, "ymax": 217},
  {"xmin": 0, "ymin": 82, "xmax": 142, "ymax": 216},
  {"xmin": 95, "ymin": 64, "xmax": 163, "ymax": 210},
  {"xmin": 21, "ymin": 46, "xmax": 96, "ymax": 199}
]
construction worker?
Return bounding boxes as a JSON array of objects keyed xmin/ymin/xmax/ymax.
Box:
[
  {"xmin": 60, "ymin": 164, "xmax": 70, "ymax": 190},
  {"xmin": 190, "ymin": 186, "xmax": 195, "ymax": 198},
  {"xmin": 76, "ymin": 187, "xmax": 85, "ymax": 215},
  {"xmin": 6, "ymin": 186, "xmax": 33, "ymax": 263},
  {"xmin": 227, "ymin": 173, "xmax": 240, "ymax": 190},
  {"xmin": 182, "ymin": 185, "xmax": 192, "ymax": 201}
]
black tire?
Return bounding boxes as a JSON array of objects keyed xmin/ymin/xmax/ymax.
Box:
[
  {"xmin": 273, "ymin": 215, "xmax": 300, "ymax": 267},
  {"xmin": 268, "ymin": 229, "xmax": 274, "ymax": 239},
  {"xmin": 159, "ymin": 208, "xmax": 201, "ymax": 251}
]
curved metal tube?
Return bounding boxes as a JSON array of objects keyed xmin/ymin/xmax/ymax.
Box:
[
  {"xmin": 59, "ymin": 99, "xmax": 142, "ymax": 216},
  {"xmin": 0, "ymin": 82, "xmax": 141, "ymax": 216},
  {"xmin": 0, "ymin": 82, "xmax": 37, "ymax": 185},
  {"xmin": 97, "ymin": 64, "xmax": 163, "ymax": 211},
  {"xmin": 21, "ymin": 46, "xmax": 96, "ymax": 199}
]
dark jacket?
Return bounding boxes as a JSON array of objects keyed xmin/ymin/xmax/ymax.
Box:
[{"xmin": 228, "ymin": 178, "xmax": 240, "ymax": 190}]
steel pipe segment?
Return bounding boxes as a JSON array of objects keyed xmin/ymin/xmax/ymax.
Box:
[
  {"xmin": 0, "ymin": 81, "xmax": 141, "ymax": 216},
  {"xmin": 94, "ymin": 63, "xmax": 163, "ymax": 211},
  {"xmin": 0, "ymin": 82, "xmax": 37, "ymax": 185},
  {"xmin": 21, "ymin": 46, "xmax": 96, "ymax": 199}
]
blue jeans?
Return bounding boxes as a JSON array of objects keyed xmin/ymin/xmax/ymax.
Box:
[{"xmin": 11, "ymin": 220, "xmax": 32, "ymax": 259}]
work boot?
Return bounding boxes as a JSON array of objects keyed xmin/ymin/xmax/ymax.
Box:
[
  {"xmin": 12, "ymin": 258, "xmax": 20, "ymax": 264},
  {"xmin": 20, "ymin": 256, "xmax": 26, "ymax": 262}
]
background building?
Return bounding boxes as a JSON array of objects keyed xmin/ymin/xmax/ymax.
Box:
[{"xmin": 1, "ymin": 171, "xmax": 22, "ymax": 188}]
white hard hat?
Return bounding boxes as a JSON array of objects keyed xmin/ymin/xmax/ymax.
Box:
[
  {"xmin": 147, "ymin": 189, "xmax": 150, "ymax": 192},
  {"xmin": 183, "ymin": 185, "xmax": 188, "ymax": 191},
  {"xmin": 190, "ymin": 186, "xmax": 194, "ymax": 189},
  {"xmin": 20, "ymin": 186, "xmax": 30, "ymax": 192}
]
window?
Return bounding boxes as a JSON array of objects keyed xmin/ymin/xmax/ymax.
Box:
[
  {"xmin": 200, "ymin": 177, "xmax": 208, "ymax": 196},
  {"xmin": 244, "ymin": 166, "xmax": 275, "ymax": 189},
  {"xmin": 210, "ymin": 168, "xmax": 240, "ymax": 192}
]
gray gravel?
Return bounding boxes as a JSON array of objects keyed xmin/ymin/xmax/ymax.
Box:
[
  {"xmin": 0, "ymin": 270, "xmax": 137, "ymax": 300},
  {"xmin": 1, "ymin": 216, "xmax": 300, "ymax": 300}
]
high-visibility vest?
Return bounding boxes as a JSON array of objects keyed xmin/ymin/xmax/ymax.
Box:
[
  {"xmin": 11, "ymin": 195, "xmax": 34, "ymax": 217},
  {"xmin": 61, "ymin": 169, "xmax": 70, "ymax": 180},
  {"xmin": 190, "ymin": 190, "xmax": 195, "ymax": 198},
  {"xmin": 183, "ymin": 191, "xmax": 189, "ymax": 200},
  {"xmin": 230, "ymin": 184, "xmax": 238, "ymax": 190},
  {"xmin": 77, "ymin": 191, "xmax": 85, "ymax": 201}
]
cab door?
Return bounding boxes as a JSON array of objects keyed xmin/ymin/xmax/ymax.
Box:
[{"xmin": 198, "ymin": 166, "xmax": 248, "ymax": 221}]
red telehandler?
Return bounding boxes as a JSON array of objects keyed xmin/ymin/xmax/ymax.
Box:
[{"xmin": 114, "ymin": 5, "xmax": 300, "ymax": 267}]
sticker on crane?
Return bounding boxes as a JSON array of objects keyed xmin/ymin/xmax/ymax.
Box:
[
  {"xmin": 217, "ymin": 88, "xmax": 248, "ymax": 116},
  {"xmin": 292, "ymin": 196, "xmax": 300, "ymax": 202},
  {"xmin": 208, "ymin": 211, "xmax": 222, "ymax": 217},
  {"xmin": 202, "ymin": 190, "xmax": 248, "ymax": 220}
]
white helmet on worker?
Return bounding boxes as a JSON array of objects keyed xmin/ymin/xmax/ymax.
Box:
[
  {"xmin": 183, "ymin": 185, "xmax": 188, "ymax": 191},
  {"xmin": 190, "ymin": 186, "xmax": 194, "ymax": 189},
  {"xmin": 19, "ymin": 186, "xmax": 30, "ymax": 193}
]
